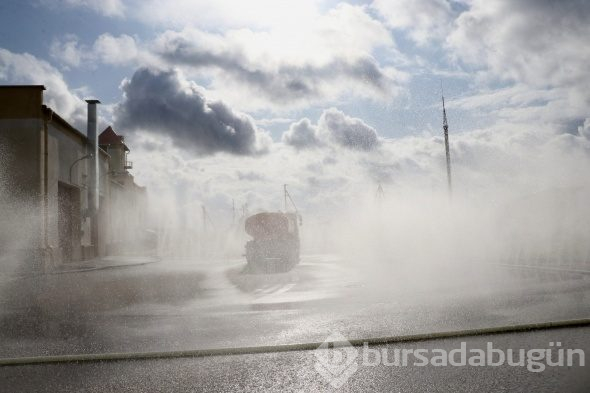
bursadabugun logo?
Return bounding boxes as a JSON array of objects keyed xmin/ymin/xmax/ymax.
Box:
[
  {"xmin": 314, "ymin": 331, "xmax": 586, "ymax": 388},
  {"xmin": 314, "ymin": 332, "xmax": 359, "ymax": 388}
]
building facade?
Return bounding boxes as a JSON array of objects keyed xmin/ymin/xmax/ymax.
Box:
[
  {"xmin": 99, "ymin": 126, "xmax": 147, "ymax": 255},
  {"xmin": 0, "ymin": 85, "xmax": 146, "ymax": 272}
]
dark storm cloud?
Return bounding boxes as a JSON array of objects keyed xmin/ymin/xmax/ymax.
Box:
[
  {"xmin": 115, "ymin": 67, "xmax": 266, "ymax": 155},
  {"xmin": 513, "ymin": 0, "xmax": 590, "ymax": 22},
  {"xmin": 155, "ymin": 34, "xmax": 391, "ymax": 104}
]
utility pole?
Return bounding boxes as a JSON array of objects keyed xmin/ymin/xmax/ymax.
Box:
[
  {"xmin": 284, "ymin": 184, "xmax": 288, "ymax": 212},
  {"xmin": 442, "ymin": 84, "xmax": 452, "ymax": 196},
  {"xmin": 202, "ymin": 205, "xmax": 207, "ymax": 234},
  {"xmin": 202, "ymin": 205, "xmax": 215, "ymax": 232},
  {"xmin": 376, "ymin": 182, "xmax": 385, "ymax": 202},
  {"xmin": 283, "ymin": 184, "xmax": 299, "ymax": 213}
]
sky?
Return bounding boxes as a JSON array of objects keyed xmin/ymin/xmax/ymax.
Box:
[{"xmin": 1, "ymin": 0, "xmax": 589, "ymax": 225}]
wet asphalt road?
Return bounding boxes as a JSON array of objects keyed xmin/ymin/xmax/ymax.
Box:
[
  {"xmin": 1, "ymin": 327, "xmax": 588, "ymax": 392},
  {"xmin": 0, "ymin": 255, "xmax": 589, "ymax": 391}
]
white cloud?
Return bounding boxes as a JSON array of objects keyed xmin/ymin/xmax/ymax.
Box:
[
  {"xmin": 50, "ymin": 33, "xmax": 142, "ymax": 69},
  {"xmin": 579, "ymin": 118, "xmax": 590, "ymax": 140},
  {"xmin": 432, "ymin": 0, "xmax": 590, "ymax": 132},
  {"xmin": 46, "ymin": 3, "xmax": 405, "ymax": 112},
  {"xmin": 372, "ymin": 0, "xmax": 455, "ymax": 45},
  {"xmin": 447, "ymin": 0, "xmax": 590, "ymax": 89},
  {"xmin": 49, "ymin": 34, "xmax": 83, "ymax": 68},
  {"xmin": 254, "ymin": 117, "xmax": 294, "ymax": 127},
  {"xmin": 0, "ymin": 48, "xmax": 87, "ymax": 128},
  {"xmin": 131, "ymin": 0, "xmax": 322, "ymax": 30},
  {"xmin": 40, "ymin": 0, "xmax": 125, "ymax": 17},
  {"xmin": 130, "ymin": 116, "xmax": 590, "ymax": 225},
  {"xmin": 282, "ymin": 118, "xmax": 321, "ymax": 149},
  {"xmin": 152, "ymin": 4, "xmax": 394, "ymax": 71},
  {"xmin": 150, "ymin": 4, "xmax": 402, "ymax": 111},
  {"xmin": 282, "ymin": 108, "xmax": 381, "ymax": 151},
  {"xmin": 93, "ymin": 34, "xmax": 139, "ymax": 66},
  {"xmin": 318, "ymin": 108, "xmax": 381, "ymax": 151}
]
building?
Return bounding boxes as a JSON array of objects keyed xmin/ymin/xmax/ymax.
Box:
[
  {"xmin": 99, "ymin": 126, "xmax": 147, "ymax": 255},
  {"xmin": 0, "ymin": 85, "xmax": 147, "ymax": 272}
]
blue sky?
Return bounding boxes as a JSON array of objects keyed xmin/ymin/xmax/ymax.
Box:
[
  {"xmin": 1, "ymin": 0, "xmax": 589, "ymax": 216},
  {"xmin": 0, "ymin": 0, "xmax": 476, "ymax": 138}
]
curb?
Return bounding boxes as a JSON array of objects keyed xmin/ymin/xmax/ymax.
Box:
[
  {"xmin": 493, "ymin": 263, "xmax": 590, "ymax": 275},
  {"xmin": 0, "ymin": 257, "xmax": 160, "ymax": 279},
  {"xmin": 51, "ymin": 258, "xmax": 160, "ymax": 275}
]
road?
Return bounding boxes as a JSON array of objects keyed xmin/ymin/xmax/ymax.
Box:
[
  {"xmin": 1, "ymin": 327, "xmax": 588, "ymax": 392},
  {"xmin": 0, "ymin": 254, "xmax": 589, "ymax": 390}
]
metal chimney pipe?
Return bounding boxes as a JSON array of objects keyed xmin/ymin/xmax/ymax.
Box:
[{"xmin": 86, "ymin": 99, "xmax": 101, "ymax": 216}]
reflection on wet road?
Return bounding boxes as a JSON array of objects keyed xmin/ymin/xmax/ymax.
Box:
[{"xmin": 0, "ymin": 255, "xmax": 589, "ymax": 358}]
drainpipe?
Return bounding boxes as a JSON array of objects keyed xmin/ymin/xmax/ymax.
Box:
[
  {"xmin": 85, "ymin": 99, "xmax": 100, "ymax": 255},
  {"xmin": 42, "ymin": 109, "xmax": 51, "ymax": 269}
]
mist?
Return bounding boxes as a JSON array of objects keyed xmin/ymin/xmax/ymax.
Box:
[
  {"xmin": 3, "ymin": 1, "xmax": 590, "ymax": 390},
  {"xmin": 131, "ymin": 118, "xmax": 590, "ymax": 285}
]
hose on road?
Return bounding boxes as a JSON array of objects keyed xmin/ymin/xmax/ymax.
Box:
[{"xmin": 1, "ymin": 317, "xmax": 589, "ymax": 367}]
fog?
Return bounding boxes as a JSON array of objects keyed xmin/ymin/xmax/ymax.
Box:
[
  {"xmin": 2, "ymin": 3, "xmax": 590, "ymax": 391},
  {"xmin": 1, "ymin": 106, "xmax": 590, "ymax": 368},
  {"xmin": 1, "ymin": 111, "xmax": 589, "ymax": 286},
  {"xmin": 134, "ymin": 120, "xmax": 590, "ymax": 286}
]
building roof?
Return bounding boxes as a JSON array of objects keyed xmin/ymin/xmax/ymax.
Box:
[
  {"xmin": 0, "ymin": 85, "xmax": 45, "ymax": 90},
  {"xmin": 42, "ymin": 105, "xmax": 109, "ymax": 158},
  {"xmin": 99, "ymin": 126, "xmax": 129, "ymax": 151},
  {"xmin": 42, "ymin": 105, "xmax": 84, "ymax": 140}
]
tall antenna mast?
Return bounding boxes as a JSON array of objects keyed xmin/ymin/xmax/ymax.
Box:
[{"xmin": 441, "ymin": 82, "xmax": 452, "ymax": 196}]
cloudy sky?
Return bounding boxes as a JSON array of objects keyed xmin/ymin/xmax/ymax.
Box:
[{"xmin": 1, "ymin": 0, "xmax": 589, "ymax": 223}]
